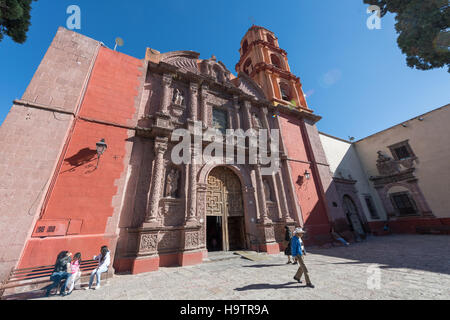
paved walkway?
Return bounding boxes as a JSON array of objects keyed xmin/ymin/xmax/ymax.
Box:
[{"xmin": 11, "ymin": 234, "xmax": 450, "ymax": 300}]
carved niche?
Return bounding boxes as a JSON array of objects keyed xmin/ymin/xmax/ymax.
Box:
[
  {"xmin": 164, "ymin": 167, "xmax": 181, "ymax": 198},
  {"xmin": 173, "ymin": 88, "xmax": 185, "ymax": 106},
  {"xmin": 263, "ymin": 179, "xmax": 273, "ymax": 202}
]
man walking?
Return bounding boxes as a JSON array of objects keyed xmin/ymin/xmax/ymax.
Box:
[{"xmin": 291, "ymin": 228, "xmax": 315, "ymax": 288}]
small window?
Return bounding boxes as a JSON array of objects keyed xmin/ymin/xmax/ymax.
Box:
[
  {"xmin": 279, "ymin": 83, "xmax": 290, "ymax": 101},
  {"xmin": 270, "ymin": 54, "xmax": 282, "ymax": 69},
  {"xmin": 390, "ymin": 192, "xmax": 417, "ymax": 216},
  {"xmin": 267, "ymin": 34, "xmax": 275, "ymax": 46},
  {"xmin": 212, "ymin": 108, "xmax": 228, "ymax": 135},
  {"xmin": 242, "ymin": 40, "xmax": 249, "ymax": 55},
  {"xmin": 243, "ymin": 58, "xmax": 252, "ymax": 75},
  {"xmin": 394, "ymin": 146, "xmax": 411, "ymax": 160},
  {"xmin": 388, "ymin": 140, "xmax": 416, "ymax": 161}
]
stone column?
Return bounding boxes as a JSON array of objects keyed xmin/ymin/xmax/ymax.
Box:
[
  {"xmin": 260, "ymin": 106, "xmax": 270, "ymax": 130},
  {"xmin": 160, "ymin": 74, "xmax": 173, "ymax": 115},
  {"xmin": 233, "ymin": 96, "xmax": 241, "ymax": 130},
  {"xmin": 144, "ymin": 137, "xmax": 168, "ymax": 227},
  {"xmin": 277, "ymin": 169, "xmax": 293, "ymax": 222},
  {"xmin": 243, "ymin": 100, "xmax": 253, "ymax": 130},
  {"xmin": 254, "ymin": 163, "xmax": 270, "ymax": 224},
  {"xmin": 407, "ymin": 180, "xmax": 434, "ymax": 217},
  {"xmin": 201, "ymin": 83, "xmax": 209, "ymax": 128},
  {"xmin": 189, "ymin": 82, "xmax": 199, "ymax": 121},
  {"xmin": 186, "ymin": 146, "xmax": 200, "ymax": 226}
]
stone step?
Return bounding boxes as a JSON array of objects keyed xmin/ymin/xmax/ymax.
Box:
[{"xmin": 202, "ymin": 251, "xmax": 243, "ymax": 263}]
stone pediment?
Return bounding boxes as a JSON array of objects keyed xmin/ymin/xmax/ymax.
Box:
[
  {"xmin": 199, "ymin": 57, "xmax": 233, "ymax": 84},
  {"xmin": 235, "ymin": 72, "xmax": 266, "ymax": 100},
  {"xmin": 160, "ymin": 51, "xmax": 201, "ymax": 75},
  {"xmin": 159, "ymin": 51, "xmax": 266, "ymax": 101}
]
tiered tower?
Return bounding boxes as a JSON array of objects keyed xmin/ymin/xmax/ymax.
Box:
[{"xmin": 235, "ymin": 25, "xmax": 309, "ymax": 111}]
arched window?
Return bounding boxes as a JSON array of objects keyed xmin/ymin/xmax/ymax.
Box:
[
  {"xmin": 270, "ymin": 54, "xmax": 282, "ymax": 69},
  {"xmin": 267, "ymin": 34, "xmax": 275, "ymax": 46},
  {"xmin": 242, "ymin": 40, "xmax": 249, "ymax": 55},
  {"xmin": 243, "ymin": 58, "xmax": 252, "ymax": 75},
  {"xmin": 279, "ymin": 82, "xmax": 290, "ymax": 101}
]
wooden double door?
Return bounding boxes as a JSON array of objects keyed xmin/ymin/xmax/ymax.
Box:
[{"xmin": 206, "ymin": 167, "xmax": 246, "ymax": 251}]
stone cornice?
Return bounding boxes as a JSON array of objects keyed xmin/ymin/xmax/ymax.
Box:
[
  {"xmin": 370, "ymin": 168, "xmax": 417, "ymax": 187},
  {"xmin": 146, "ymin": 61, "xmax": 322, "ymax": 124},
  {"xmin": 333, "ymin": 177, "xmax": 358, "ymax": 185},
  {"xmin": 250, "ymin": 62, "xmax": 300, "ymax": 82}
]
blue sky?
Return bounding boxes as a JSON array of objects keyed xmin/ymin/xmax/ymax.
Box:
[{"xmin": 1, "ymin": 0, "xmax": 449, "ymax": 140}]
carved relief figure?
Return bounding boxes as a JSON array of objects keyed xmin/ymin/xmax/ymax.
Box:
[
  {"xmin": 376, "ymin": 151, "xmax": 401, "ymax": 176},
  {"xmin": 165, "ymin": 168, "xmax": 180, "ymax": 198},
  {"xmin": 173, "ymin": 88, "xmax": 185, "ymax": 106},
  {"xmin": 252, "ymin": 113, "xmax": 263, "ymax": 129}
]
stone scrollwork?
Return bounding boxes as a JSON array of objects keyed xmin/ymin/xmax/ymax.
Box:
[
  {"xmin": 185, "ymin": 231, "xmax": 200, "ymax": 249},
  {"xmin": 139, "ymin": 234, "xmax": 158, "ymax": 253}
]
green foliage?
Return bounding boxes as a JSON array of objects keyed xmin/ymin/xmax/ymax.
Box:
[
  {"xmin": 0, "ymin": 0, "xmax": 37, "ymax": 44},
  {"xmin": 364, "ymin": 0, "xmax": 450, "ymax": 72}
]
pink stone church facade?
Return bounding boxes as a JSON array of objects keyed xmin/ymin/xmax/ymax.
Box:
[{"xmin": 6, "ymin": 25, "xmax": 443, "ymax": 286}]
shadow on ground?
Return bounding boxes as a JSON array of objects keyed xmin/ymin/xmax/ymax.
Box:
[
  {"xmin": 306, "ymin": 234, "xmax": 450, "ymax": 275},
  {"xmin": 242, "ymin": 264, "xmax": 287, "ymax": 268},
  {"xmin": 234, "ymin": 282, "xmax": 302, "ymax": 291}
]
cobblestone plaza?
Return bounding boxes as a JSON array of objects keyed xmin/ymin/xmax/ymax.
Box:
[{"xmin": 20, "ymin": 235, "xmax": 448, "ymax": 300}]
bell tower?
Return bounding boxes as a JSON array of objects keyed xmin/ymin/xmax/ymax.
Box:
[{"xmin": 235, "ymin": 26, "xmax": 310, "ymax": 111}]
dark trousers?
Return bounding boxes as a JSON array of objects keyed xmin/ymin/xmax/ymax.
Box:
[{"xmin": 46, "ymin": 271, "xmax": 70, "ymax": 296}]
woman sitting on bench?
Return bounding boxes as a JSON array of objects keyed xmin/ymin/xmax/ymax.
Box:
[
  {"xmin": 46, "ymin": 251, "xmax": 72, "ymax": 297},
  {"xmin": 86, "ymin": 246, "xmax": 110, "ymax": 290}
]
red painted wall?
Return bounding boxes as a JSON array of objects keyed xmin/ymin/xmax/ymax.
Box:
[
  {"xmin": 369, "ymin": 218, "xmax": 450, "ymax": 235},
  {"xmin": 279, "ymin": 114, "xmax": 331, "ymax": 241},
  {"xmin": 18, "ymin": 47, "xmax": 142, "ymax": 268}
]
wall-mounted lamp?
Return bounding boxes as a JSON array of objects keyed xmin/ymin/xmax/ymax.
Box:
[
  {"xmin": 96, "ymin": 138, "xmax": 108, "ymax": 168},
  {"xmin": 402, "ymin": 123, "xmax": 408, "ymax": 128},
  {"xmin": 304, "ymin": 170, "xmax": 311, "ymax": 180},
  {"xmin": 418, "ymin": 117, "xmax": 424, "ymax": 121}
]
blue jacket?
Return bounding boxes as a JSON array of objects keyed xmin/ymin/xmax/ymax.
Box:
[{"xmin": 291, "ymin": 236, "xmax": 303, "ymax": 257}]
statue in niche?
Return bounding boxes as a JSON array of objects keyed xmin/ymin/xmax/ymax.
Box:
[
  {"xmin": 173, "ymin": 88, "xmax": 185, "ymax": 106},
  {"xmin": 263, "ymin": 179, "xmax": 272, "ymax": 202},
  {"xmin": 165, "ymin": 168, "xmax": 180, "ymax": 198},
  {"xmin": 252, "ymin": 113, "xmax": 262, "ymax": 129}
]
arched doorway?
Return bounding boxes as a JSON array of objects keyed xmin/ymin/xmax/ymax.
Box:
[
  {"xmin": 206, "ymin": 167, "xmax": 246, "ymax": 252},
  {"xmin": 342, "ymin": 195, "xmax": 365, "ymax": 239}
]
